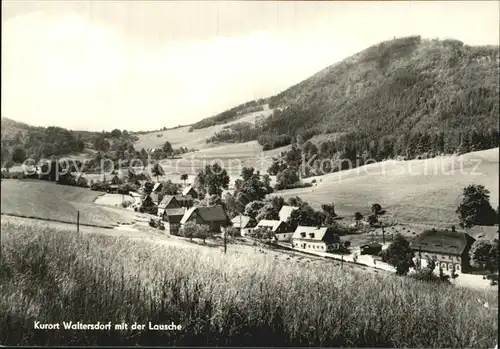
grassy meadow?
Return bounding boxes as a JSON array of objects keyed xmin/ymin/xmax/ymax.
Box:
[
  {"xmin": 0, "ymin": 180, "xmax": 139, "ymax": 228},
  {"xmin": 1, "ymin": 218, "xmax": 497, "ymax": 347},
  {"xmin": 275, "ymin": 148, "xmax": 499, "ymax": 226}
]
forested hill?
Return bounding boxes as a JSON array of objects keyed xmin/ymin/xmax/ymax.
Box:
[
  {"xmin": 0, "ymin": 117, "xmax": 138, "ymax": 165},
  {"xmin": 259, "ymin": 36, "xmax": 499, "ymax": 148}
]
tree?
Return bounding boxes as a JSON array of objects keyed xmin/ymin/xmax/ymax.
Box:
[
  {"xmin": 382, "ymin": 234, "xmax": 415, "ymax": 275},
  {"xmin": 275, "ymin": 166, "xmax": 300, "ymax": 190},
  {"xmin": 249, "ymin": 227, "xmax": 274, "ymax": 242},
  {"xmin": 163, "ymin": 141, "xmax": 173, "ymax": 158},
  {"xmin": 93, "ymin": 136, "xmax": 110, "ymax": 152},
  {"xmin": 195, "ymin": 163, "xmax": 230, "ymax": 196},
  {"xmin": 11, "ymin": 147, "xmax": 26, "ymax": 163},
  {"xmin": 234, "ymin": 167, "xmax": 273, "ymax": 202},
  {"xmin": 256, "ymin": 203, "xmax": 280, "ymax": 221},
  {"xmin": 469, "ymin": 239, "xmax": 498, "ymax": 273},
  {"xmin": 367, "ymin": 214, "xmax": 379, "ymax": 226},
  {"xmin": 181, "ymin": 221, "xmax": 197, "ymax": 241},
  {"xmin": 354, "ymin": 212, "xmax": 364, "ymax": 222},
  {"xmin": 244, "ymin": 200, "xmax": 266, "ymax": 220},
  {"xmin": 151, "ymin": 163, "xmax": 164, "ymax": 181},
  {"xmin": 287, "ymin": 205, "xmax": 322, "ymax": 231},
  {"xmin": 456, "ymin": 185, "xmax": 497, "ymax": 228},
  {"xmin": 371, "ymin": 203, "xmax": 383, "ymax": 216},
  {"xmin": 194, "ymin": 224, "xmax": 212, "ymax": 243},
  {"xmin": 110, "ymin": 129, "xmax": 122, "ymax": 138},
  {"xmin": 143, "ymin": 181, "xmax": 154, "ymax": 197},
  {"xmin": 181, "ymin": 173, "xmax": 188, "ymax": 185}
]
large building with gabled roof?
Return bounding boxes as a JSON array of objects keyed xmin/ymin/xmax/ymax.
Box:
[{"xmin": 411, "ymin": 228, "xmax": 476, "ymax": 273}]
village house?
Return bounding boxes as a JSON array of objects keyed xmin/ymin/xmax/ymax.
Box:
[
  {"xmin": 180, "ymin": 205, "xmax": 231, "ymax": 234},
  {"xmin": 162, "ymin": 208, "xmax": 186, "ymax": 235},
  {"xmin": 291, "ymin": 226, "xmax": 342, "ymax": 252},
  {"xmin": 279, "ymin": 205, "xmax": 298, "ymax": 222},
  {"xmin": 411, "ymin": 228, "xmax": 476, "ymax": 274},
  {"xmin": 175, "ymin": 195, "xmax": 194, "ymax": 208},
  {"xmin": 231, "ymin": 214, "xmax": 255, "ymax": 236},
  {"xmin": 182, "ymin": 185, "xmax": 199, "ymax": 200},
  {"xmin": 256, "ymin": 220, "xmax": 291, "ymax": 241},
  {"xmin": 158, "ymin": 195, "xmax": 182, "ymax": 219}
]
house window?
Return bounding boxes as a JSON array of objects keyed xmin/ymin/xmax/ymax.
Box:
[{"xmin": 455, "ymin": 264, "xmax": 461, "ymax": 272}]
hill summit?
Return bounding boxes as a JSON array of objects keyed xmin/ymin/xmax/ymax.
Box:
[{"xmin": 264, "ymin": 36, "xmax": 499, "ymax": 139}]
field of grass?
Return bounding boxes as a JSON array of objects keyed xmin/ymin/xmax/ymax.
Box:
[
  {"xmin": 1, "ymin": 218, "xmax": 497, "ymax": 347},
  {"xmin": 0, "ymin": 180, "xmax": 139, "ymax": 228},
  {"xmin": 274, "ymin": 148, "xmax": 499, "ymax": 226}
]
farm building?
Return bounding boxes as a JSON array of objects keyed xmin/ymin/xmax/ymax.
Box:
[
  {"xmin": 411, "ymin": 229, "xmax": 476, "ymax": 273},
  {"xmin": 256, "ymin": 220, "xmax": 291, "ymax": 240},
  {"xmin": 279, "ymin": 205, "xmax": 298, "ymax": 222},
  {"xmin": 175, "ymin": 195, "xmax": 194, "ymax": 208},
  {"xmin": 292, "ymin": 226, "xmax": 342, "ymax": 252},
  {"xmin": 360, "ymin": 243, "xmax": 383, "ymax": 255},
  {"xmin": 231, "ymin": 214, "xmax": 255, "ymax": 236},
  {"xmin": 182, "ymin": 185, "xmax": 199, "ymax": 199},
  {"xmin": 158, "ymin": 195, "xmax": 182, "ymax": 219},
  {"xmin": 163, "ymin": 208, "xmax": 186, "ymax": 234},
  {"xmin": 180, "ymin": 205, "xmax": 231, "ymax": 234}
]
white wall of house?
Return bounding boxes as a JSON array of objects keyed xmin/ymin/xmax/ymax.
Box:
[
  {"xmin": 416, "ymin": 252, "xmax": 463, "ymax": 273},
  {"xmin": 240, "ymin": 227, "xmax": 254, "ymax": 237},
  {"xmin": 292, "ymin": 240, "xmax": 328, "ymax": 251},
  {"xmin": 275, "ymin": 232, "xmax": 293, "ymax": 242}
]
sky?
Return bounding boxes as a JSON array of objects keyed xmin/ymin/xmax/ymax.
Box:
[{"xmin": 2, "ymin": 1, "xmax": 499, "ymax": 131}]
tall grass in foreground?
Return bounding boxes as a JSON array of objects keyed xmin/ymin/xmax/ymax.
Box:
[{"xmin": 0, "ymin": 219, "xmax": 498, "ymax": 347}]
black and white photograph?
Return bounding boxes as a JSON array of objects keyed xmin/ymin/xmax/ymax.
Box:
[{"xmin": 1, "ymin": 0, "xmax": 499, "ymax": 347}]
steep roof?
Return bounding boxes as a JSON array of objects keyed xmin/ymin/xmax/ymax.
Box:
[
  {"xmin": 256, "ymin": 220, "xmax": 285, "ymax": 232},
  {"xmin": 181, "ymin": 206, "xmax": 230, "ymax": 225},
  {"xmin": 158, "ymin": 195, "xmax": 179, "ymax": 209},
  {"xmin": 231, "ymin": 215, "xmax": 253, "ymax": 229},
  {"xmin": 182, "ymin": 185, "xmax": 197, "ymax": 196},
  {"xmin": 176, "ymin": 194, "xmax": 193, "ymax": 202},
  {"xmin": 152, "ymin": 182, "xmax": 162, "ymax": 192},
  {"xmin": 292, "ymin": 226, "xmax": 340, "ymax": 243},
  {"xmin": 164, "ymin": 208, "xmax": 186, "ymax": 223},
  {"xmin": 279, "ymin": 205, "xmax": 298, "ymax": 221},
  {"xmin": 411, "ymin": 229, "xmax": 476, "ymax": 256}
]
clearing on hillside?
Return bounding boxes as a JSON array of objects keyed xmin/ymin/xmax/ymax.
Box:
[
  {"xmin": 0, "ymin": 179, "xmax": 141, "ymax": 228},
  {"xmin": 273, "ymin": 148, "xmax": 499, "ymax": 225}
]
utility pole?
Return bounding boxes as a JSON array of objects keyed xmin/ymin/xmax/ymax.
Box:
[
  {"xmin": 381, "ymin": 222, "xmax": 385, "ymax": 245},
  {"xmin": 76, "ymin": 211, "xmax": 80, "ymax": 235}
]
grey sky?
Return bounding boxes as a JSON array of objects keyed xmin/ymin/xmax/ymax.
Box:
[{"xmin": 2, "ymin": 1, "xmax": 499, "ymax": 131}]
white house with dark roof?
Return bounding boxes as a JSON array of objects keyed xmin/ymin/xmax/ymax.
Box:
[
  {"xmin": 292, "ymin": 226, "xmax": 341, "ymax": 252},
  {"xmin": 231, "ymin": 214, "xmax": 255, "ymax": 236},
  {"xmin": 180, "ymin": 205, "xmax": 231, "ymax": 234},
  {"xmin": 411, "ymin": 229, "xmax": 476, "ymax": 273},
  {"xmin": 256, "ymin": 219, "xmax": 291, "ymax": 241}
]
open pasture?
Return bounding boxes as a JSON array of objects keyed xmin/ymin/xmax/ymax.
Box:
[
  {"xmin": 274, "ymin": 148, "xmax": 499, "ymax": 226},
  {"xmin": 0, "ymin": 179, "xmax": 140, "ymax": 228}
]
